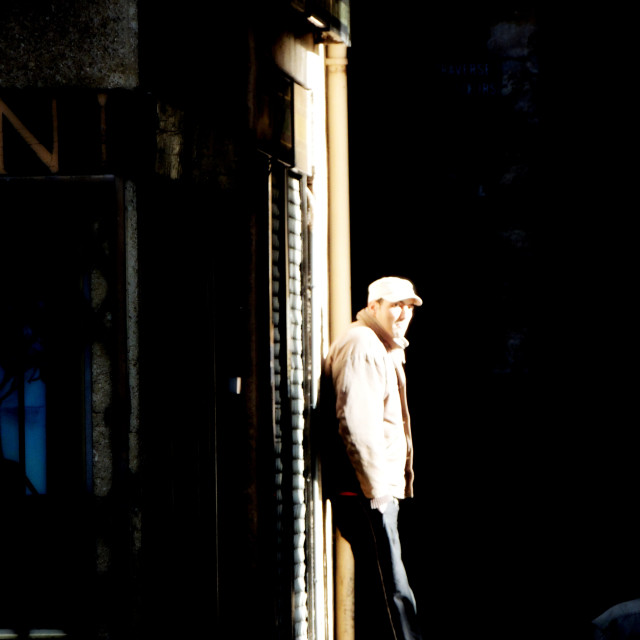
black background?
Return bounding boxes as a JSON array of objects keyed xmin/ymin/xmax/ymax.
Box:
[{"xmin": 346, "ymin": 6, "xmax": 638, "ymax": 637}]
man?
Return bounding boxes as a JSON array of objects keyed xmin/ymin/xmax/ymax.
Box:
[{"xmin": 322, "ymin": 276, "xmax": 424, "ymax": 640}]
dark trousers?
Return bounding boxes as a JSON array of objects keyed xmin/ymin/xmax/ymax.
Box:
[{"xmin": 332, "ymin": 495, "xmax": 423, "ymax": 640}]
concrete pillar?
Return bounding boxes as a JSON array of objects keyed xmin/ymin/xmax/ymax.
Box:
[
  {"xmin": 325, "ymin": 42, "xmax": 352, "ymax": 340},
  {"xmin": 325, "ymin": 41, "xmax": 354, "ymax": 640}
]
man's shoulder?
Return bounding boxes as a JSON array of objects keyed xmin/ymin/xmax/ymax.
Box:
[
  {"xmin": 330, "ymin": 323, "xmax": 385, "ymax": 359},
  {"xmin": 341, "ymin": 322, "xmax": 381, "ymax": 345}
]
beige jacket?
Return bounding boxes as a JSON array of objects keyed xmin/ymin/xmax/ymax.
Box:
[{"xmin": 325, "ymin": 309, "xmax": 415, "ymax": 502}]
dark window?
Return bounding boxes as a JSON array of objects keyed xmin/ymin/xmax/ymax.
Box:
[{"xmin": 0, "ymin": 177, "xmax": 118, "ymax": 635}]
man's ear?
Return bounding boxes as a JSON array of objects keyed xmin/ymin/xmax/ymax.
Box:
[{"xmin": 367, "ymin": 300, "xmax": 378, "ymax": 314}]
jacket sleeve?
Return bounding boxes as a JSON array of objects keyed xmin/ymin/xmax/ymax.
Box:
[{"xmin": 333, "ymin": 344, "xmax": 392, "ymax": 500}]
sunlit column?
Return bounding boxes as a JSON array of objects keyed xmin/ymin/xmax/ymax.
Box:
[
  {"xmin": 325, "ymin": 42, "xmax": 352, "ymax": 341},
  {"xmin": 325, "ymin": 41, "xmax": 354, "ymax": 640}
]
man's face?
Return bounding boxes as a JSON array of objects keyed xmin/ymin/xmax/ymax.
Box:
[{"xmin": 369, "ymin": 299, "xmax": 414, "ymax": 339}]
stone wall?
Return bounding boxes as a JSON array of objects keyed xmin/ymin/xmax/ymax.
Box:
[{"xmin": 0, "ymin": 0, "xmax": 138, "ymax": 89}]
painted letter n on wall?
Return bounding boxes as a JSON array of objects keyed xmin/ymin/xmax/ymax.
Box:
[{"xmin": 0, "ymin": 98, "xmax": 59, "ymax": 174}]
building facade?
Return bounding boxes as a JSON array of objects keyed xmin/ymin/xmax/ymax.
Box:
[{"xmin": 1, "ymin": 2, "xmax": 350, "ymax": 638}]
